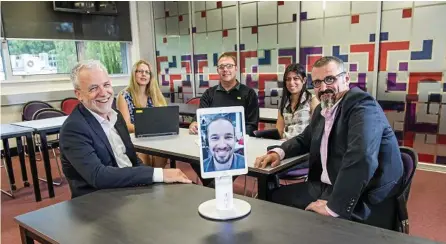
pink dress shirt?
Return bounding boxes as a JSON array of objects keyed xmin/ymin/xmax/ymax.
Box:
[{"xmin": 270, "ymin": 99, "xmax": 343, "ymax": 217}]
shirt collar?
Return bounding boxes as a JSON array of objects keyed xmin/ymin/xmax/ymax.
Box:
[
  {"xmin": 85, "ymin": 107, "xmax": 118, "ymax": 126},
  {"xmin": 217, "ymin": 80, "xmax": 240, "ymax": 91}
]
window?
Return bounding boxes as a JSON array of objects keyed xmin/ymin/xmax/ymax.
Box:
[
  {"xmin": 0, "ymin": 51, "xmax": 5, "ymax": 80},
  {"xmin": 7, "ymin": 40, "xmax": 78, "ymax": 76},
  {"xmin": 4, "ymin": 40, "xmax": 129, "ymax": 77},
  {"xmin": 83, "ymin": 41, "xmax": 128, "ymax": 75}
]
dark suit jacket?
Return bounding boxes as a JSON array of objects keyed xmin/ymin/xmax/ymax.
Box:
[
  {"xmin": 60, "ymin": 104, "xmax": 155, "ymax": 198},
  {"xmin": 280, "ymin": 87, "xmax": 403, "ymax": 228},
  {"xmin": 203, "ymin": 153, "xmax": 245, "ymax": 172}
]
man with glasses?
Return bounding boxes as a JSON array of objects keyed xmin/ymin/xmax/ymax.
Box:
[
  {"xmin": 254, "ymin": 56, "xmax": 403, "ymax": 230},
  {"xmin": 188, "ymin": 53, "xmax": 259, "ymax": 137}
]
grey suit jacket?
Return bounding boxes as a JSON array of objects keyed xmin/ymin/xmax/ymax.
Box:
[
  {"xmin": 60, "ymin": 104, "xmax": 154, "ymax": 198},
  {"xmin": 279, "ymin": 87, "xmax": 403, "ymax": 227}
]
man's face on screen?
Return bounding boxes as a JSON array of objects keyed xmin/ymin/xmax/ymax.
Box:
[{"xmin": 207, "ymin": 119, "xmax": 236, "ymax": 165}]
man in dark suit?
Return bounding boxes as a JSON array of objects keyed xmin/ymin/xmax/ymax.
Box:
[
  {"xmin": 202, "ymin": 117, "xmax": 245, "ymax": 173},
  {"xmin": 254, "ymin": 56, "xmax": 403, "ymax": 230},
  {"xmin": 60, "ymin": 60, "xmax": 191, "ymax": 198}
]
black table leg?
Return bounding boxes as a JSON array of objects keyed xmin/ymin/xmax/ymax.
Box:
[
  {"xmin": 170, "ymin": 159, "xmax": 176, "ymax": 168},
  {"xmin": 2, "ymin": 138, "xmax": 16, "ymax": 191},
  {"xmin": 16, "ymin": 137, "xmax": 30, "ymax": 187},
  {"xmin": 257, "ymin": 175, "xmax": 268, "ymax": 200},
  {"xmin": 39, "ymin": 132, "xmax": 55, "ymax": 198},
  {"xmin": 26, "ymin": 134, "xmax": 41, "ymax": 202},
  {"xmin": 257, "ymin": 174, "xmax": 279, "ymax": 201},
  {"xmin": 19, "ymin": 226, "xmax": 34, "ymax": 244}
]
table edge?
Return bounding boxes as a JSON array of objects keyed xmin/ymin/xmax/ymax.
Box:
[
  {"xmin": 134, "ymin": 144, "xmax": 308, "ymax": 175},
  {"xmin": 15, "ymin": 218, "xmax": 59, "ymax": 244}
]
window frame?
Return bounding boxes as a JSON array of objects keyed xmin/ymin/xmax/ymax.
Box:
[{"xmin": 0, "ymin": 38, "xmax": 132, "ymax": 83}]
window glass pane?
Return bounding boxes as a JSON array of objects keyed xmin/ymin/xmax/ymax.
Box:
[
  {"xmin": 240, "ymin": 1, "xmax": 297, "ymax": 109},
  {"xmin": 7, "ymin": 40, "xmax": 77, "ymax": 75},
  {"xmin": 0, "ymin": 52, "xmax": 5, "ymax": 80},
  {"xmin": 83, "ymin": 41, "xmax": 128, "ymax": 75},
  {"xmin": 192, "ymin": 1, "xmax": 237, "ymax": 100},
  {"xmin": 377, "ymin": 3, "xmax": 446, "ymax": 164},
  {"xmin": 154, "ymin": 1, "xmax": 192, "ymax": 103}
]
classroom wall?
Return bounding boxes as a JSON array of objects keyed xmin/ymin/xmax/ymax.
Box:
[{"xmin": 153, "ymin": 1, "xmax": 446, "ymax": 165}]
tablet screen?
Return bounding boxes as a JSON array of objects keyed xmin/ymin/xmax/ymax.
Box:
[{"xmin": 197, "ymin": 106, "xmax": 248, "ymax": 178}]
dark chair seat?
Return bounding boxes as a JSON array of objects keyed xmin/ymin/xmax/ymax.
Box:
[{"xmin": 180, "ymin": 97, "xmax": 201, "ymax": 127}]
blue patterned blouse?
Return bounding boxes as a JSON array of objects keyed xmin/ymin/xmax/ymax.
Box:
[{"xmin": 121, "ymin": 90, "xmax": 154, "ymax": 124}]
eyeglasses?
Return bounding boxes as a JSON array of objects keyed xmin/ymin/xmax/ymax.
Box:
[
  {"xmin": 312, "ymin": 72, "xmax": 346, "ymax": 88},
  {"xmin": 218, "ymin": 64, "xmax": 235, "ymax": 70},
  {"xmin": 136, "ymin": 70, "xmax": 151, "ymax": 75}
]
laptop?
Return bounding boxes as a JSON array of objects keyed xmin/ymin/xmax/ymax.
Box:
[{"xmin": 134, "ymin": 106, "xmax": 179, "ymax": 138}]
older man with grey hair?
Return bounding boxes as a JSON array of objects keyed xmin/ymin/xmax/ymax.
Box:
[
  {"xmin": 60, "ymin": 60, "xmax": 191, "ymax": 198},
  {"xmin": 254, "ymin": 56, "xmax": 404, "ymax": 230}
]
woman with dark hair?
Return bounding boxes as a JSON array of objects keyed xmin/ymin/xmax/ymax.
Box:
[{"xmin": 276, "ymin": 63, "xmax": 319, "ymax": 140}]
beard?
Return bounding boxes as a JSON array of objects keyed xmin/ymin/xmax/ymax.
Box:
[
  {"xmin": 212, "ymin": 146, "xmax": 234, "ymax": 164},
  {"xmin": 319, "ymin": 89, "xmax": 337, "ymax": 110}
]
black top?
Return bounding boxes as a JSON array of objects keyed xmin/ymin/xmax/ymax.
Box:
[
  {"xmin": 15, "ymin": 185, "xmax": 436, "ymax": 244},
  {"xmin": 195, "ymin": 81, "xmax": 259, "ymax": 136}
]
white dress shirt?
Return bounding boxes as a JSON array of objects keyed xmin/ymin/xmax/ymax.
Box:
[{"xmin": 87, "ymin": 108, "xmax": 163, "ymax": 182}]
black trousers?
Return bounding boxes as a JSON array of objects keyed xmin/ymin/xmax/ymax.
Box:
[
  {"xmin": 271, "ymin": 181, "xmax": 397, "ymax": 230},
  {"xmin": 271, "ymin": 181, "xmax": 333, "ymax": 209}
]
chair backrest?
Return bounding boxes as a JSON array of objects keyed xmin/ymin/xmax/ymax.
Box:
[
  {"xmin": 395, "ymin": 146, "xmax": 418, "ymax": 234},
  {"xmin": 61, "ymin": 97, "xmax": 80, "ymax": 115},
  {"xmin": 22, "ymin": 101, "xmax": 54, "ymax": 121},
  {"xmin": 400, "ymin": 146, "xmax": 418, "ymax": 196},
  {"xmin": 32, "ymin": 108, "xmax": 67, "ymax": 120},
  {"xmin": 187, "ymin": 97, "xmax": 200, "ymax": 105}
]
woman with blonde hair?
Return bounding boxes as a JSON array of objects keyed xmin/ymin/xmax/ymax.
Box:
[{"xmin": 117, "ymin": 60, "xmax": 168, "ymax": 167}]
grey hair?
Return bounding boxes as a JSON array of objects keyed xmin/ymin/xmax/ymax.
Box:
[
  {"xmin": 70, "ymin": 60, "xmax": 109, "ymax": 89},
  {"xmin": 312, "ymin": 56, "xmax": 346, "ymax": 73}
]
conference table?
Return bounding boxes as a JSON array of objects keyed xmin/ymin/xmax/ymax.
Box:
[
  {"xmin": 170, "ymin": 103, "xmax": 278, "ymax": 123},
  {"xmin": 15, "ymin": 184, "xmax": 437, "ymax": 244},
  {"xmin": 12, "ymin": 116, "xmax": 68, "ymax": 199},
  {"xmin": 132, "ymin": 128, "xmax": 309, "ymax": 200},
  {"xmin": 1, "ymin": 124, "xmax": 40, "ymax": 201}
]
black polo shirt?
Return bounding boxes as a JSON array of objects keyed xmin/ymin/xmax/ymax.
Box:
[{"xmin": 195, "ymin": 81, "xmax": 259, "ymax": 136}]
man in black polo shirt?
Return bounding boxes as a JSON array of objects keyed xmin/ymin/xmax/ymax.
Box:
[
  {"xmin": 189, "ymin": 53, "xmax": 259, "ymax": 136},
  {"xmin": 189, "ymin": 53, "xmax": 259, "ymax": 187}
]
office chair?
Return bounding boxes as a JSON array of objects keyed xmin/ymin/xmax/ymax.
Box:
[
  {"xmin": 32, "ymin": 108, "xmax": 67, "ymax": 186},
  {"xmin": 395, "ymin": 146, "xmax": 418, "ymax": 234}
]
